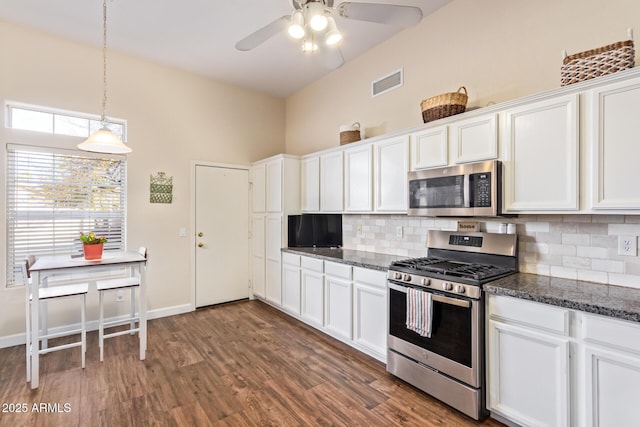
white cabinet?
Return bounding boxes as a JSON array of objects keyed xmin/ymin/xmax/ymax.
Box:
[
  {"xmin": 301, "ymin": 257, "xmax": 324, "ymax": 328},
  {"xmin": 320, "ymin": 151, "xmax": 344, "ymax": 212},
  {"xmin": 352, "ymin": 267, "xmax": 387, "ymax": 360},
  {"xmin": 282, "ymin": 253, "xmax": 301, "ymax": 315},
  {"xmin": 581, "ymin": 313, "xmax": 640, "ymax": 426},
  {"xmin": 324, "ymin": 261, "xmax": 353, "ymax": 341},
  {"xmin": 487, "ymin": 295, "xmax": 571, "ymax": 426},
  {"xmin": 265, "ymin": 215, "xmax": 283, "ymax": 305},
  {"xmin": 250, "ymin": 155, "xmax": 300, "ymax": 304},
  {"xmin": 301, "ymin": 156, "xmax": 320, "ymax": 212},
  {"xmin": 502, "ymin": 94, "xmax": 579, "ymax": 213},
  {"xmin": 344, "ymin": 144, "xmax": 373, "ymax": 212},
  {"xmin": 251, "ymin": 214, "xmax": 266, "ymax": 299},
  {"xmin": 410, "ymin": 126, "xmax": 448, "ymax": 170},
  {"xmin": 451, "ymin": 113, "xmax": 499, "ymax": 164},
  {"xmin": 374, "ymin": 136, "xmax": 409, "ymax": 212},
  {"xmin": 588, "ymin": 77, "xmax": 640, "ymax": 209}
]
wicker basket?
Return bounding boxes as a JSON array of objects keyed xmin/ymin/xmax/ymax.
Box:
[
  {"xmin": 420, "ymin": 86, "xmax": 468, "ymax": 123},
  {"xmin": 339, "ymin": 122, "xmax": 362, "ymax": 145},
  {"xmin": 561, "ymin": 39, "xmax": 635, "ymax": 86}
]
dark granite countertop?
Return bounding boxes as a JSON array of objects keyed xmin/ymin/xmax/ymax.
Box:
[
  {"xmin": 484, "ymin": 273, "xmax": 640, "ymax": 323},
  {"xmin": 282, "ymin": 247, "xmax": 402, "ymax": 272}
]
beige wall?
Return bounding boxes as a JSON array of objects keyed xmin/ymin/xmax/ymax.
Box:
[
  {"xmin": 0, "ymin": 20, "xmax": 285, "ymax": 340},
  {"xmin": 285, "ymin": 0, "xmax": 640, "ymax": 154}
]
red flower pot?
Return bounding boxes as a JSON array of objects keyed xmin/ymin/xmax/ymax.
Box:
[{"xmin": 83, "ymin": 243, "xmax": 104, "ymax": 260}]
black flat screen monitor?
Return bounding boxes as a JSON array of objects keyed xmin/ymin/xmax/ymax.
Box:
[{"xmin": 288, "ymin": 214, "xmax": 342, "ymax": 248}]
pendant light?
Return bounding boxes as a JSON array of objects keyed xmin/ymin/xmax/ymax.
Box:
[{"xmin": 78, "ymin": 0, "xmax": 132, "ymax": 154}]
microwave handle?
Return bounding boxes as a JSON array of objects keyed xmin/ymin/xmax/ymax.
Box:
[
  {"xmin": 388, "ymin": 282, "xmax": 470, "ymax": 308},
  {"xmin": 464, "ymin": 174, "xmax": 470, "ymax": 208}
]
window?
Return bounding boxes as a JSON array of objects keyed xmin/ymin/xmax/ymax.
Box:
[
  {"xmin": 6, "ymin": 103, "xmax": 126, "ymax": 140},
  {"xmin": 6, "ymin": 145, "xmax": 127, "ymax": 286}
]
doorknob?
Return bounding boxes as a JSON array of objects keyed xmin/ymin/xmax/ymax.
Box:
[
  {"xmin": 198, "ymin": 242, "xmax": 205, "ymax": 248},
  {"xmin": 197, "ymin": 232, "xmax": 204, "ymax": 237}
]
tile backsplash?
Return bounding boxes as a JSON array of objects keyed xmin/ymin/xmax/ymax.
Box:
[{"xmin": 342, "ymin": 214, "xmax": 640, "ymax": 289}]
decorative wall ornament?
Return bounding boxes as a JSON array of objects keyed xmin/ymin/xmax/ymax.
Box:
[{"xmin": 150, "ymin": 172, "xmax": 173, "ymax": 204}]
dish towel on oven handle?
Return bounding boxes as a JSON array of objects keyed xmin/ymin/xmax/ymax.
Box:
[{"xmin": 406, "ymin": 287, "xmax": 433, "ymax": 338}]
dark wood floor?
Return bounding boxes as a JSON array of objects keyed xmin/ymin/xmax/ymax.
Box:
[{"xmin": 0, "ymin": 300, "xmax": 505, "ymax": 427}]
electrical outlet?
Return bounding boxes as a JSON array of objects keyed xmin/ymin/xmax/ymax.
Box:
[
  {"xmin": 618, "ymin": 235, "xmax": 637, "ymax": 256},
  {"xmin": 356, "ymin": 224, "xmax": 363, "ymax": 237},
  {"xmin": 116, "ymin": 290, "xmax": 124, "ymax": 301},
  {"xmin": 396, "ymin": 226, "xmax": 403, "ymax": 239}
]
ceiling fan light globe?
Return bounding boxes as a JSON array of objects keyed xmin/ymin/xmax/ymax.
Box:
[
  {"xmin": 310, "ymin": 14, "xmax": 328, "ymax": 31},
  {"xmin": 302, "ymin": 39, "xmax": 318, "ymax": 52},
  {"xmin": 288, "ymin": 10, "xmax": 305, "ymax": 39},
  {"xmin": 325, "ymin": 17, "xmax": 342, "ymax": 45},
  {"xmin": 306, "ymin": 2, "xmax": 328, "ymax": 31}
]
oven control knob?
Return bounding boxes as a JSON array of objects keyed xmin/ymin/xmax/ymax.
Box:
[
  {"xmin": 455, "ymin": 285, "xmax": 466, "ymax": 294},
  {"xmin": 394, "ymin": 272, "xmax": 402, "ymax": 280},
  {"xmin": 442, "ymin": 282, "xmax": 453, "ymax": 291},
  {"xmin": 403, "ymin": 274, "xmax": 412, "ymax": 282},
  {"xmin": 421, "ymin": 278, "xmax": 431, "ymax": 286}
]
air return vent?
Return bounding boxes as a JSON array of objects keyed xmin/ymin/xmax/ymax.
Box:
[{"xmin": 371, "ymin": 68, "xmax": 403, "ymax": 97}]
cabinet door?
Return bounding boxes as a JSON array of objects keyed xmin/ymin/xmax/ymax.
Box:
[
  {"xmin": 502, "ymin": 94, "xmax": 579, "ymax": 212},
  {"xmin": 320, "ymin": 151, "xmax": 344, "ymax": 212},
  {"xmin": 410, "ymin": 126, "xmax": 448, "ymax": 170},
  {"xmin": 487, "ymin": 320, "xmax": 570, "ymax": 427},
  {"xmin": 451, "ymin": 113, "xmax": 498, "ymax": 164},
  {"xmin": 344, "ymin": 144, "xmax": 373, "ymax": 212},
  {"xmin": 589, "ymin": 78, "xmax": 640, "ymax": 209},
  {"xmin": 251, "ymin": 164, "xmax": 266, "ymax": 213},
  {"xmin": 374, "ymin": 136, "xmax": 409, "ymax": 212},
  {"xmin": 301, "ymin": 156, "xmax": 320, "ymax": 212},
  {"xmin": 325, "ymin": 274, "xmax": 353, "ymax": 341},
  {"xmin": 251, "ymin": 215, "xmax": 265, "ymax": 298},
  {"xmin": 301, "ymin": 269, "xmax": 324, "ymax": 328},
  {"xmin": 265, "ymin": 215, "xmax": 282, "ymax": 305},
  {"xmin": 266, "ymin": 159, "xmax": 282, "ymax": 213},
  {"xmin": 583, "ymin": 345, "xmax": 640, "ymax": 427},
  {"xmin": 282, "ymin": 262, "xmax": 301, "ymax": 315},
  {"xmin": 353, "ymin": 268, "xmax": 387, "ymax": 360}
]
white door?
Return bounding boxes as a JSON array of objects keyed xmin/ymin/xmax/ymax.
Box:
[{"xmin": 195, "ymin": 165, "xmax": 249, "ymax": 307}]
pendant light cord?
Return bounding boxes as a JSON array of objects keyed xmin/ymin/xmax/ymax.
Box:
[{"xmin": 101, "ymin": 0, "xmax": 108, "ymax": 125}]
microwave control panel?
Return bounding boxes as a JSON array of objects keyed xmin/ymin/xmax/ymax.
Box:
[{"xmin": 470, "ymin": 172, "xmax": 492, "ymax": 207}]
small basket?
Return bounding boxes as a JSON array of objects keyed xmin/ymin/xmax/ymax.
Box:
[
  {"xmin": 420, "ymin": 86, "xmax": 468, "ymax": 123},
  {"xmin": 561, "ymin": 32, "xmax": 635, "ymax": 86},
  {"xmin": 339, "ymin": 122, "xmax": 361, "ymax": 145}
]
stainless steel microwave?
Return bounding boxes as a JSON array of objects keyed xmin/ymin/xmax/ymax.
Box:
[{"xmin": 407, "ymin": 160, "xmax": 501, "ymax": 217}]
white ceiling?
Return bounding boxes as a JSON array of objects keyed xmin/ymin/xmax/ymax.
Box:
[{"xmin": 0, "ymin": 0, "xmax": 449, "ymax": 98}]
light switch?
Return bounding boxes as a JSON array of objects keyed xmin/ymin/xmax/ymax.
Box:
[{"xmin": 179, "ymin": 227, "xmax": 186, "ymax": 237}]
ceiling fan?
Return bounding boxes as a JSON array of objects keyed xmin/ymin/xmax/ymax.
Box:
[{"xmin": 235, "ymin": 0, "xmax": 423, "ymax": 68}]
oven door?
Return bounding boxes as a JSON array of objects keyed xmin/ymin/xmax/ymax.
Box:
[{"xmin": 387, "ymin": 280, "xmax": 483, "ymax": 387}]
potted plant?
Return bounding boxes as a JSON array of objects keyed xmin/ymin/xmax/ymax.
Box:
[{"xmin": 80, "ymin": 232, "xmax": 107, "ymax": 260}]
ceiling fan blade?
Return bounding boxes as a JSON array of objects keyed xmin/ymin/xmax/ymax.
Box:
[
  {"xmin": 323, "ymin": 47, "xmax": 345, "ymax": 69},
  {"xmin": 337, "ymin": 2, "xmax": 423, "ymax": 27},
  {"xmin": 235, "ymin": 16, "xmax": 290, "ymax": 51}
]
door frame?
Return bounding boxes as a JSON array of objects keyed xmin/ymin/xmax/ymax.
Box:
[{"xmin": 190, "ymin": 160, "xmax": 251, "ymax": 310}]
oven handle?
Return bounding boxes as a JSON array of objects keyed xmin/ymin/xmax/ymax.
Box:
[{"xmin": 388, "ymin": 282, "xmax": 471, "ymax": 308}]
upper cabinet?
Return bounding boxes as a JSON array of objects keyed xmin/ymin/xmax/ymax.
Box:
[
  {"xmin": 451, "ymin": 112, "xmax": 499, "ymax": 164},
  {"xmin": 344, "ymin": 144, "xmax": 373, "ymax": 212},
  {"xmin": 320, "ymin": 151, "xmax": 344, "ymax": 212},
  {"xmin": 410, "ymin": 126, "xmax": 448, "ymax": 170},
  {"xmin": 502, "ymin": 94, "xmax": 579, "ymax": 213},
  {"xmin": 252, "ymin": 155, "xmax": 300, "ymax": 215},
  {"xmin": 251, "ymin": 163, "xmax": 266, "ymax": 213},
  {"xmin": 301, "ymin": 156, "xmax": 320, "ymax": 212},
  {"xmin": 374, "ymin": 136, "xmax": 409, "ymax": 212},
  {"xmin": 587, "ymin": 76, "xmax": 640, "ymax": 210}
]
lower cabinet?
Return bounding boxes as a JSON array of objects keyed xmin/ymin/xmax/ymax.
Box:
[
  {"xmin": 487, "ymin": 294, "xmax": 640, "ymax": 427},
  {"xmin": 281, "ymin": 253, "xmax": 388, "ymax": 363}
]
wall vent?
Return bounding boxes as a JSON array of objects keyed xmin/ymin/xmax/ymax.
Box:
[{"xmin": 371, "ymin": 68, "xmax": 403, "ymax": 97}]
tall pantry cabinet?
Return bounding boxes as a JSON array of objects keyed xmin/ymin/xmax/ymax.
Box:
[{"xmin": 250, "ymin": 155, "xmax": 300, "ymax": 305}]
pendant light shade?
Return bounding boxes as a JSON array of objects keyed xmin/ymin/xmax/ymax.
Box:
[
  {"xmin": 78, "ymin": 126, "xmax": 132, "ymax": 154},
  {"xmin": 79, "ymin": 0, "xmax": 132, "ymax": 155}
]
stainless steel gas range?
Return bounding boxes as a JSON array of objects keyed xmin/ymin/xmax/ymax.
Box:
[{"xmin": 387, "ymin": 230, "xmax": 518, "ymax": 420}]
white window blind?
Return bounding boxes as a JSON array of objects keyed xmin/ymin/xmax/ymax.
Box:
[{"xmin": 6, "ymin": 145, "xmax": 127, "ymax": 286}]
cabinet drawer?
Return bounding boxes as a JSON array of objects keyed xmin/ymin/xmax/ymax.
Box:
[
  {"xmin": 301, "ymin": 256, "xmax": 324, "ymax": 273},
  {"xmin": 353, "ymin": 267, "xmax": 386, "ymax": 289},
  {"xmin": 324, "ymin": 261, "xmax": 352, "ymax": 279},
  {"xmin": 282, "ymin": 252, "xmax": 300, "ymax": 267},
  {"xmin": 489, "ymin": 295, "xmax": 570, "ymax": 336},
  {"xmin": 582, "ymin": 313, "xmax": 640, "ymax": 355}
]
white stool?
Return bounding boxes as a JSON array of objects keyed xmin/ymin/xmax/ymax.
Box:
[
  {"xmin": 97, "ymin": 247, "xmax": 147, "ymax": 361},
  {"xmin": 24, "ymin": 256, "xmax": 88, "ymax": 382}
]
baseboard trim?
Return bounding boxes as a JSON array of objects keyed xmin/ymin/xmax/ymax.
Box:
[{"xmin": 0, "ymin": 303, "xmax": 193, "ymax": 349}]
